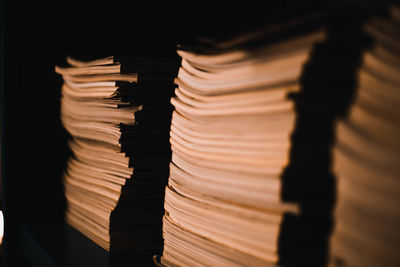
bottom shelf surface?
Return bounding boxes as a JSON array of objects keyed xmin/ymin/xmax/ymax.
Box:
[{"xmin": 21, "ymin": 222, "xmax": 156, "ymax": 267}]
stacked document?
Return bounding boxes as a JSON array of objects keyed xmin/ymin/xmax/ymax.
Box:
[
  {"xmin": 161, "ymin": 26, "xmax": 326, "ymax": 266},
  {"xmin": 56, "ymin": 54, "xmax": 179, "ymax": 251}
]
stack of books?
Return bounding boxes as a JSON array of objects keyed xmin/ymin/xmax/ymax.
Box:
[
  {"xmin": 330, "ymin": 8, "xmax": 400, "ymax": 267},
  {"xmin": 160, "ymin": 22, "xmax": 326, "ymax": 266},
  {"xmin": 55, "ymin": 54, "xmax": 179, "ymax": 251}
]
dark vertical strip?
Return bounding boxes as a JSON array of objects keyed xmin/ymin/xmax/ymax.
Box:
[
  {"xmin": 278, "ymin": 3, "xmax": 382, "ymax": 266},
  {"xmin": 0, "ymin": 0, "xmax": 4, "ymax": 212},
  {"xmin": 2, "ymin": 0, "xmax": 22, "ymax": 265},
  {"xmin": 0, "ymin": 0, "xmax": 4, "ymax": 264},
  {"xmin": 110, "ymin": 65, "xmax": 178, "ymax": 252}
]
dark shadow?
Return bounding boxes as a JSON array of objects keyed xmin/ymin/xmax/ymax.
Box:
[
  {"xmin": 109, "ymin": 56, "xmax": 179, "ymax": 254},
  {"xmin": 278, "ymin": 5, "xmax": 378, "ymax": 267}
]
